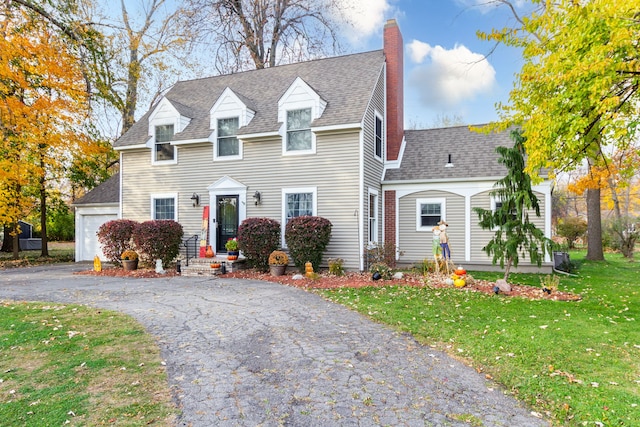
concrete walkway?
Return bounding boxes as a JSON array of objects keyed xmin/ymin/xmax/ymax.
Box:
[{"xmin": 0, "ymin": 265, "xmax": 549, "ymax": 426}]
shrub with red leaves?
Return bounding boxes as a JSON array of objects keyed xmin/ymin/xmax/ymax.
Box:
[
  {"xmin": 133, "ymin": 220, "xmax": 183, "ymax": 266},
  {"xmin": 285, "ymin": 216, "xmax": 332, "ymax": 272},
  {"xmin": 237, "ymin": 217, "xmax": 281, "ymax": 271},
  {"xmin": 97, "ymin": 219, "xmax": 138, "ymax": 266}
]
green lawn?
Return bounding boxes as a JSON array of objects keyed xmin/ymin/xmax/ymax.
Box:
[
  {"xmin": 0, "ymin": 241, "xmax": 74, "ymax": 268},
  {"xmin": 0, "ymin": 302, "xmax": 178, "ymax": 426},
  {"xmin": 320, "ymin": 251, "xmax": 639, "ymax": 426}
]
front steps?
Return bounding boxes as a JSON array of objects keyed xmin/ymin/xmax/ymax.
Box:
[{"xmin": 180, "ymin": 256, "xmax": 247, "ymax": 277}]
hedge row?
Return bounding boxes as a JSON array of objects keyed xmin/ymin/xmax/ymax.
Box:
[{"xmin": 97, "ymin": 219, "xmax": 183, "ymax": 266}]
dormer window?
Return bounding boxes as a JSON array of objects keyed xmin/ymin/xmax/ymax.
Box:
[
  {"xmin": 217, "ymin": 117, "xmax": 239, "ymax": 157},
  {"xmin": 155, "ymin": 124, "xmax": 175, "ymax": 162},
  {"xmin": 286, "ymin": 108, "xmax": 312, "ymax": 151}
]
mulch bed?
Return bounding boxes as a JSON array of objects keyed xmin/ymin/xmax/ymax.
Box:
[{"xmin": 76, "ymin": 267, "xmax": 581, "ymax": 301}]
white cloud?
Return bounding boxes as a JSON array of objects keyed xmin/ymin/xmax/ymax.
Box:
[
  {"xmin": 407, "ymin": 41, "xmax": 497, "ymax": 109},
  {"xmin": 334, "ymin": 0, "xmax": 393, "ymax": 44},
  {"xmin": 407, "ymin": 39, "xmax": 431, "ymax": 63}
]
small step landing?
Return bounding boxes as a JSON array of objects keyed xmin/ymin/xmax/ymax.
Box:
[{"xmin": 180, "ymin": 256, "xmax": 247, "ymax": 277}]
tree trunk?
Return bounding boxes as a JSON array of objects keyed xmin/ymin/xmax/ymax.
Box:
[
  {"xmin": 39, "ymin": 165, "xmax": 49, "ymax": 257},
  {"xmin": 586, "ymin": 187, "xmax": 604, "ymax": 260},
  {"xmin": 12, "ymin": 224, "xmax": 20, "ymax": 260},
  {"xmin": 503, "ymin": 257, "xmax": 513, "ymax": 282},
  {"xmin": 1, "ymin": 225, "xmax": 13, "ymax": 252}
]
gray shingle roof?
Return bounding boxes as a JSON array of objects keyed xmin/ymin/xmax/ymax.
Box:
[
  {"xmin": 73, "ymin": 173, "xmax": 120, "ymax": 205},
  {"xmin": 384, "ymin": 125, "xmax": 516, "ymax": 182},
  {"xmin": 114, "ymin": 50, "xmax": 385, "ymax": 147}
]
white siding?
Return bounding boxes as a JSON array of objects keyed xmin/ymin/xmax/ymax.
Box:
[
  {"xmin": 398, "ymin": 190, "xmax": 465, "ymax": 263},
  {"xmin": 121, "ymin": 129, "xmax": 363, "ymax": 269}
]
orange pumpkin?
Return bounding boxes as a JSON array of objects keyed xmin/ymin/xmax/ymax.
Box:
[
  {"xmin": 455, "ymin": 266, "xmax": 467, "ymax": 276},
  {"xmin": 210, "ymin": 263, "xmax": 221, "ymax": 268}
]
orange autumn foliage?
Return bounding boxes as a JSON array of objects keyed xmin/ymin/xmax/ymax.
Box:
[{"xmin": 0, "ymin": 9, "xmax": 91, "ymax": 228}]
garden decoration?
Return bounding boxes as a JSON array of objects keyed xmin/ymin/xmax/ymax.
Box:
[
  {"xmin": 225, "ymin": 238, "xmax": 239, "ymax": 260},
  {"xmin": 121, "ymin": 249, "xmax": 139, "ymax": 271},
  {"xmin": 305, "ymin": 261, "xmax": 314, "ymax": 278},
  {"xmin": 438, "ymin": 220, "xmax": 450, "ymax": 261},
  {"xmin": 268, "ymin": 250, "xmax": 289, "ymax": 276},
  {"xmin": 205, "ymin": 245, "xmax": 215, "ymax": 258},
  {"xmin": 93, "ymin": 255, "xmax": 102, "ymax": 272}
]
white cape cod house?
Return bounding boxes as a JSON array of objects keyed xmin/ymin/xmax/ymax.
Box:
[{"xmin": 75, "ymin": 19, "xmax": 552, "ymax": 272}]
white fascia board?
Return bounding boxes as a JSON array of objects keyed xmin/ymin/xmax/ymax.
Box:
[
  {"xmin": 114, "ymin": 143, "xmax": 148, "ymax": 151},
  {"xmin": 311, "ymin": 122, "xmax": 362, "ymax": 133},
  {"xmin": 170, "ymin": 134, "xmax": 214, "ymax": 146},
  {"xmin": 383, "ymin": 136, "xmax": 406, "ymax": 173},
  {"xmin": 382, "ymin": 176, "xmax": 508, "ymax": 186},
  {"xmin": 238, "ymin": 131, "xmax": 280, "ymax": 140}
]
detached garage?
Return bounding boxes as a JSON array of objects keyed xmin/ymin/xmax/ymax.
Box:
[{"xmin": 73, "ymin": 173, "xmax": 120, "ymax": 261}]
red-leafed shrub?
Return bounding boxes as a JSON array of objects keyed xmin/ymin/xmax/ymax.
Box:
[
  {"xmin": 237, "ymin": 217, "xmax": 281, "ymax": 271},
  {"xmin": 97, "ymin": 219, "xmax": 138, "ymax": 266},
  {"xmin": 132, "ymin": 220, "xmax": 183, "ymax": 266},
  {"xmin": 285, "ymin": 216, "xmax": 332, "ymax": 272}
]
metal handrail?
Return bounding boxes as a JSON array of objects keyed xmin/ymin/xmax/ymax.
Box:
[{"xmin": 181, "ymin": 234, "xmax": 199, "ymax": 266}]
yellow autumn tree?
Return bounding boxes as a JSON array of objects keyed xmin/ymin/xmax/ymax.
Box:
[
  {"xmin": 480, "ymin": 0, "xmax": 640, "ymax": 260},
  {"xmin": 0, "ymin": 7, "xmax": 91, "ymax": 258}
]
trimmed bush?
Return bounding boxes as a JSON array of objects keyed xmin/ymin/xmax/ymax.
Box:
[
  {"xmin": 132, "ymin": 220, "xmax": 183, "ymax": 266},
  {"xmin": 364, "ymin": 241, "xmax": 403, "ymax": 269},
  {"xmin": 237, "ymin": 217, "xmax": 281, "ymax": 271},
  {"xmin": 285, "ymin": 216, "xmax": 332, "ymax": 272},
  {"xmin": 96, "ymin": 219, "xmax": 138, "ymax": 266}
]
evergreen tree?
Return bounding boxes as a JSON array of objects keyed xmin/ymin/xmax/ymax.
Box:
[{"xmin": 474, "ymin": 130, "xmax": 555, "ymax": 281}]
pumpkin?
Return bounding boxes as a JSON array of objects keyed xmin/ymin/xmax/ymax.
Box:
[
  {"xmin": 444, "ymin": 278, "xmax": 454, "ymax": 286},
  {"xmin": 454, "ymin": 278, "xmax": 466, "ymax": 288},
  {"xmin": 455, "ymin": 266, "xmax": 467, "ymax": 276},
  {"xmin": 210, "ymin": 263, "xmax": 221, "ymax": 268},
  {"xmin": 451, "ymin": 273, "xmax": 459, "ymax": 280}
]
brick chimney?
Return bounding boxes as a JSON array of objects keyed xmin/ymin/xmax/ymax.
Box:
[{"xmin": 384, "ymin": 19, "xmax": 404, "ymax": 162}]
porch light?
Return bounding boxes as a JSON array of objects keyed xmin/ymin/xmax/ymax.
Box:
[
  {"xmin": 190, "ymin": 193, "xmax": 200, "ymax": 207},
  {"xmin": 253, "ymin": 191, "xmax": 262, "ymax": 205},
  {"xmin": 445, "ymin": 154, "xmax": 454, "ymax": 168}
]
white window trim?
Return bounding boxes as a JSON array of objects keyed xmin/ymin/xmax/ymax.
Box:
[
  {"xmin": 281, "ymin": 107, "xmax": 316, "ymax": 156},
  {"xmin": 281, "ymin": 186, "xmax": 317, "ymax": 247},
  {"xmin": 210, "ymin": 87, "xmax": 254, "ymax": 162},
  {"xmin": 368, "ymin": 188, "xmax": 379, "ymax": 244},
  {"xmin": 374, "ymin": 111, "xmax": 384, "ymax": 161},
  {"xmin": 416, "ymin": 197, "xmax": 446, "ymax": 231},
  {"xmin": 213, "ymin": 116, "xmax": 243, "ymax": 162},
  {"xmin": 278, "ymin": 77, "xmax": 326, "ymax": 157},
  {"xmin": 150, "ymin": 123, "xmax": 178, "ymax": 166},
  {"xmin": 150, "ymin": 193, "xmax": 178, "ymax": 221}
]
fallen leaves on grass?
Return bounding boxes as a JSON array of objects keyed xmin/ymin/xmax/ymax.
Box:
[{"xmin": 75, "ymin": 267, "xmax": 581, "ymax": 301}]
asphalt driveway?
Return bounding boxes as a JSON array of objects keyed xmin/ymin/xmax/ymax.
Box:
[{"xmin": 0, "ymin": 265, "xmax": 549, "ymax": 426}]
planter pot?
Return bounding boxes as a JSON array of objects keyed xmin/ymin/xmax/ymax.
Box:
[
  {"xmin": 227, "ymin": 250, "xmax": 239, "ymax": 260},
  {"xmin": 205, "ymin": 245, "xmax": 215, "ymax": 258},
  {"xmin": 269, "ymin": 264, "xmax": 286, "ymax": 276},
  {"xmin": 122, "ymin": 259, "xmax": 138, "ymax": 271}
]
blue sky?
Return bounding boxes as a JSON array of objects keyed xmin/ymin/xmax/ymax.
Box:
[
  {"xmin": 118, "ymin": 0, "xmax": 530, "ymax": 129},
  {"xmin": 338, "ymin": 0, "xmax": 529, "ymax": 127}
]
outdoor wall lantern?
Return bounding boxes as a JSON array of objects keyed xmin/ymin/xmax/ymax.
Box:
[
  {"xmin": 253, "ymin": 191, "xmax": 262, "ymax": 205},
  {"xmin": 445, "ymin": 154, "xmax": 454, "ymax": 168},
  {"xmin": 190, "ymin": 193, "xmax": 200, "ymax": 207}
]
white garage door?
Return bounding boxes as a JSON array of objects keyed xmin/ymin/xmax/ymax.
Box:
[{"xmin": 81, "ymin": 214, "xmax": 117, "ymax": 261}]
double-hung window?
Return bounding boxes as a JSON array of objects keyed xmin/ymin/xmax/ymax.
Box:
[
  {"xmin": 217, "ymin": 117, "xmax": 239, "ymax": 157},
  {"xmin": 286, "ymin": 192, "xmax": 313, "ymax": 222},
  {"xmin": 155, "ymin": 125, "xmax": 174, "ymax": 162},
  {"xmin": 416, "ymin": 198, "xmax": 446, "ymax": 230},
  {"xmin": 286, "ymin": 108, "xmax": 312, "ymax": 152},
  {"xmin": 374, "ymin": 114, "xmax": 383, "ymax": 159},
  {"xmin": 369, "ymin": 191, "xmax": 378, "ymax": 243},
  {"xmin": 152, "ymin": 195, "xmax": 177, "ymax": 220}
]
